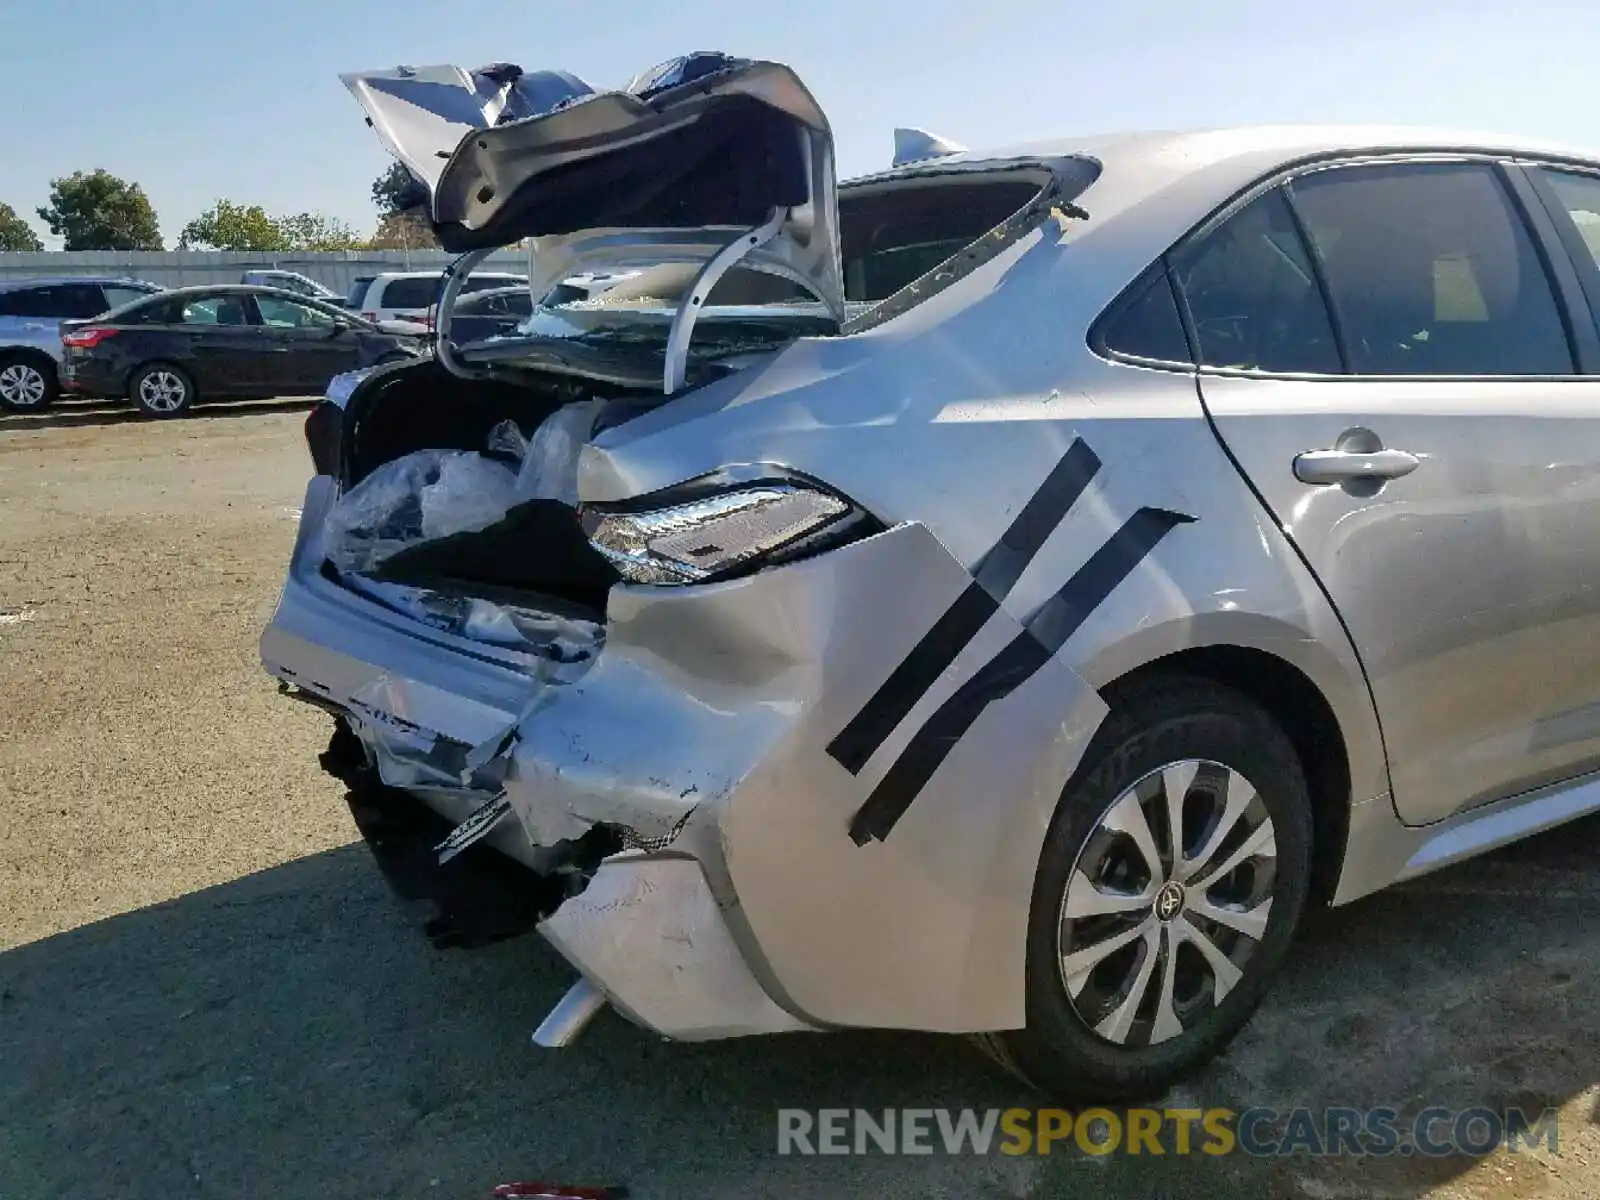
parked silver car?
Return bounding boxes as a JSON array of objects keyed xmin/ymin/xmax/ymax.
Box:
[
  {"xmin": 262, "ymin": 53, "xmax": 1600, "ymax": 1100},
  {"xmin": 0, "ymin": 277, "xmax": 162, "ymax": 409}
]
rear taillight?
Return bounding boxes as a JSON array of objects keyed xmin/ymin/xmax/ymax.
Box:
[
  {"xmin": 304, "ymin": 400, "xmax": 343, "ymax": 478},
  {"xmin": 360, "ymin": 311, "xmax": 378, "ymax": 323},
  {"xmin": 61, "ymin": 327, "xmax": 117, "ymax": 349}
]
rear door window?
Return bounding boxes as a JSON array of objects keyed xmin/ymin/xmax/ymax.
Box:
[
  {"xmin": 1170, "ymin": 188, "xmax": 1342, "ymax": 374},
  {"xmin": 1289, "ymin": 161, "xmax": 1573, "ymax": 376},
  {"xmin": 5, "ymin": 283, "xmax": 113, "ymax": 319},
  {"xmin": 256, "ymin": 295, "xmax": 338, "ymax": 328},
  {"xmin": 178, "ymin": 295, "xmax": 254, "ymax": 325},
  {"xmin": 380, "ymin": 277, "xmax": 439, "ymax": 309}
]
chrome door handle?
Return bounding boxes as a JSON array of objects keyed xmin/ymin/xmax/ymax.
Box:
[{"xmin": 1293, "ymin": 447, "xmax": 1420, "ymax": 485}]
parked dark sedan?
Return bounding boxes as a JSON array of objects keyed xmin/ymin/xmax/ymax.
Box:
[{"xmin": 60, "ymin": 285, "xmax": 422, "ymax": 417}]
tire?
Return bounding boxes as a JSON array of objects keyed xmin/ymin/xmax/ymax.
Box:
[
  {"xmin": 129, "ymin": 363, "xmax": 196, "ymax": 418},
  {"xmin": 0, "ymin": 352, "xmax": 58, "ymax": 411},
  {"xmin": 993, "ymin": 674, "xmax": 1314, "ymax": 1103}
]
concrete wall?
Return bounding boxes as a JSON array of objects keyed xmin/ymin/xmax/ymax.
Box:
[{"xmin": 0, "ymin": 249, "xmax": 533, "ymax": 295}]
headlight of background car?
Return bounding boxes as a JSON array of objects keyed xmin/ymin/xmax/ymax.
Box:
[{"xmin": 579, "ymin": 476, "xmax": 877, "ymax": 585}]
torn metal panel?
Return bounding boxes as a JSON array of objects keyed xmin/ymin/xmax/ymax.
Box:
[
  {"xmin": 492, "ymin": 520, "xmax": 1108, "ymax": 1032},
  {"xmin": 539, "ymin": 856, "xmax": 815, "ymax": 1041}
]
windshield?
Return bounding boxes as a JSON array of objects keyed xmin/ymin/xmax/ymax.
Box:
[{"xmin": 345, "ymin": 277, "xmax": 375, "ymax": 309}]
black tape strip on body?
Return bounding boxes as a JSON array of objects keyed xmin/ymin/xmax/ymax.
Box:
[
  {"xmin": 847, "ymin": 507, "xmax": 1195, "ymax": 846},
  {"xmin": 826, "ymin": 440, "xmax": 1102, "ymax": 775}
]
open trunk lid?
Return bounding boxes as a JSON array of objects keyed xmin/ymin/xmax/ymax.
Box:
[{"xmin": 342, "ymin": 53, "xmax": 843, "ymax": 322}]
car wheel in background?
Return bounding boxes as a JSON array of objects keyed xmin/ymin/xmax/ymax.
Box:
[
  {"xmin": 129, "ymin": 363, "xmax": 197, "ymax": 418},
  {"xmin": 0, "ymin": 353, "xmax": 59, "ymax": 411},
  {"xmin": 981, "ymin": 675, "xmax": 1314, "ymax": 1102}
]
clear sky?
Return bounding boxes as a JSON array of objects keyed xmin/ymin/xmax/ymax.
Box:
[{"xmin": 2, "ymin": 0, "xmax": 1596, "ymax": 247}]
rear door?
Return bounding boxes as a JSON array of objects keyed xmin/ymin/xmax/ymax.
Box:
[
  {"xmin": 1180, "ymin": 157, "xmax": 1600, "ymax": 826},
  {"xmin": 252, "ymin": 295, "xmax": 362, "ymax": 392},
  {"xmin": 167, "ymin": 294, "xmax": 268, "ymax": 394}
]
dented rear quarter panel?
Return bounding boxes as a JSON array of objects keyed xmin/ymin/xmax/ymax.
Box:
[{"xmin": 547, "ymin": 208, "xmax": 1388, "ymax": 1029}]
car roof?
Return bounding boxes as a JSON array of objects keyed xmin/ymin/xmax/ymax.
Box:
[
  {"xmin": 0, "ymin": 276, "xmax": 160, "ymax": 291},
  {"xmin": 845, "ymin": 123, "xmax": 1600, "ymax": 267},
  {"xmin": 368, "ymin": 269, "xmax": 529, "ymax": 282},
  {"xmin": 133, "ymin": 283, "xmax": 342, "ymax": 301}
]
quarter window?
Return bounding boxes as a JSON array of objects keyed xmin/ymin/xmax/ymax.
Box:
[
  {"xmin": 1537, "ymin": 168, "xmax": 1600, "ymax": 270},
  {"xmin": 1170, "ymin": 188, "xmax": 1341, "ymax": 374},
  {"xmin": 1289, "ymin": 162, "xmax": 1572, "ymax": 376},
  {"xmin": 1098, "ymin": 266, "xmax": 1193, "ymax": 364}
]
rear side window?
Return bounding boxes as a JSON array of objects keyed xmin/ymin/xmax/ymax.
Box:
[
  {"xmin": 1535, "ymin": 168, "xmax": 1600, "ymax": 269},
  {"xmin": 1170, "ymin": 188, "xmax": 1341, "ymax": 374},
  {"xmin": 1290, "ymin": 162, "xmax": 1572, "ymax": 376},
  {"xmin": 2, "ymin": 283, "xmax": 112, "ymax": 319},
  {"xmin": 1097, "ymin": 266, "xmax": 1193, "ymax": 365},
  {"xmin": 380, "ymin": 277, "xmax": 439, "ymax": 309},
  {"xmin": 346, "ymin": 277, "xmax": 375, "ymax": 308},
  {"xmin": 119, "ymin": 299, "xmax": 174, "ymax": 325}
]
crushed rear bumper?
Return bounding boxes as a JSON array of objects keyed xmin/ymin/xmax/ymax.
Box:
[{"xmin": 262, "ymin": 475, "xmax": 1109, "ymax": 1041}]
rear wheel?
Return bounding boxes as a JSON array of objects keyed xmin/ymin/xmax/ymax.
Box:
[
  {"xmin": 990, "ymin": 675, "xmax": 1314, "ymax": 1102},
  {"xmin": 129, "ymin": 363, "xmax": 196, "ymax": 418},
  {"xmin": 0, "ymin": 353, "xmax": 57, "ymax": 411}
]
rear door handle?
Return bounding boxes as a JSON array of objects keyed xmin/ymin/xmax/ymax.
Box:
[{"xmin": 1294, "ymin": 447, "xmax": 1420, "ymax": 485}]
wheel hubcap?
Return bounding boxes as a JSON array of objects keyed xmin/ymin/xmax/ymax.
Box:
[
  {"xmin": 0, "ymin": 363, "xmax": 47, "ymax": 406},
  {"xmin": 139, "ymin": 372, "xmax": 186, "ymax": 411},
  {"xmin": 1056, "ymin": 759, "xmax": 1277, "ymax": 1047}
]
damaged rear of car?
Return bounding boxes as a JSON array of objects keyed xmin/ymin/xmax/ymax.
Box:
[{"xmin": 263, "ymin": 53, "xmax": 1373, "ymax": 1099}]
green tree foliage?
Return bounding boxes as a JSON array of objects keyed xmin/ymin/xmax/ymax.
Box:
[
  {"xmin": 36, "ymin": 169, "xmax": 162, "ymax": 250},
  {"xmin": 179, "ymin": 200, "xmax": 287, "ymax": 251},
  {"xmin": 368, "ymin": 209, "xmax": 438, "ymax": 250},
  {"xmin": 179, "ymin": 202, "xmax": 362, "ymax": 252},
  {"xmin": 276, "ymin": 213, "xmax": 362, "ymax": 251},
  {"xmin": 371, "ymin": 162, "xmax": 420, "ymax": 217},
  {"xmin": 0, "ymin": 203, "xmax": 42, "ymax": 251}
]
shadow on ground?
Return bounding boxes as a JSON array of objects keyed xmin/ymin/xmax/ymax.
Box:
[
  {"xmin": 0, "ymin": 396, "xmax": 317, "ymax": 432},
  {"xmin": 2, "ymin": 816, "xmax": 1596, "ymax": 1200}
]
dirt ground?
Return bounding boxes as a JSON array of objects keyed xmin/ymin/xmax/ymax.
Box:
[{"xmin": 0, "ymin": 398, "xmax": 1597, "ymax": 1200}]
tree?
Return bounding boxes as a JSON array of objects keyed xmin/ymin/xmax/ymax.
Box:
[
  {"xmin": 277, "ymin": 213, "xmax": 362, "ymax": 251},
  {"xmin": 179, "ymin": 200, "xmax": 287, "ymax": 251},
  {"xmin": 368, "ymin": 209, "xmax": 438, "ymax": 250},
  {"xmin": 371, "ymin": 162, "xmax": 426, "ymax": 217},
  {"xmin": 0, "ymin": 203, "xmax": 42, "ymax": 251},
  {"xmin": 37, "ymin": 169, "xmax": 162, "ymax": 250}
]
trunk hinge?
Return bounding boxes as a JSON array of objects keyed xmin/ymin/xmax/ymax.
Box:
[
  {"xmin": 434, "ymin": 246, "xmax": 498, "ymax": 380},
  {"xmin": 661, "ymin": 205, "xmax": 786, "ymax": 395}
]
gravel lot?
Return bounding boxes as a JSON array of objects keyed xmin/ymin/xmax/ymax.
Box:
[{"xmin": 1, "ymin": 399, "xmax": 1597, "ymax": 1199}]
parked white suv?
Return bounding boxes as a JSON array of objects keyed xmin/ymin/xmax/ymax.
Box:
[{"xmin": 344, "ymin": 270, "xmax": 530, "ymax": 326}]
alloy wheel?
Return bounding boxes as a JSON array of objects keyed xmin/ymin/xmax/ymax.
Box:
[
  {"xmin": 138, "ymin": 370, "xmax": 188, "ymax": 412},
  {"xmin": 1056, "ymin": 759, "xmax": 1277, "ymax": 1047},
  {"xmin": 0, "ymin": 362, "xmax": 48, "ymax": 407}
]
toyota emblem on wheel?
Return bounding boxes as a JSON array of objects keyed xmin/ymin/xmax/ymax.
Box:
[{"xmin": 1153, "ymin": 881, "xmax": 1186, "ymax": 923}]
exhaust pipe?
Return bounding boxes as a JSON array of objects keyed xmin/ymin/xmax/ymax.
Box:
[{"xmin": 532, "ymin": 977, "xmax": 607, "ymax": 1047}]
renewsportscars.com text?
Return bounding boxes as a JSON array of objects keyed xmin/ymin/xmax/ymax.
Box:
[{"xmin": 775, "ymin": 1106, "xmax": 1559, "ymax": 1158}]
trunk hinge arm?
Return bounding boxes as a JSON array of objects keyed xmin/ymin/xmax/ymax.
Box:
[
  {"xmin": 434, "ymin": 246, "xmax": 497, "ymax": 380},
  {"xmin": 661, "ymin": 206, "xmax": 786, "ymax": 395}
]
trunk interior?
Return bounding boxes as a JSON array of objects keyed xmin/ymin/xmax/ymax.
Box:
[
  {"xmin": 319, "ymin": 168, "xmax": 1067, "ymax": 622},
  {"xmin": 334, "ymin": 359, "xmax": 630, "ymax": 616}
]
